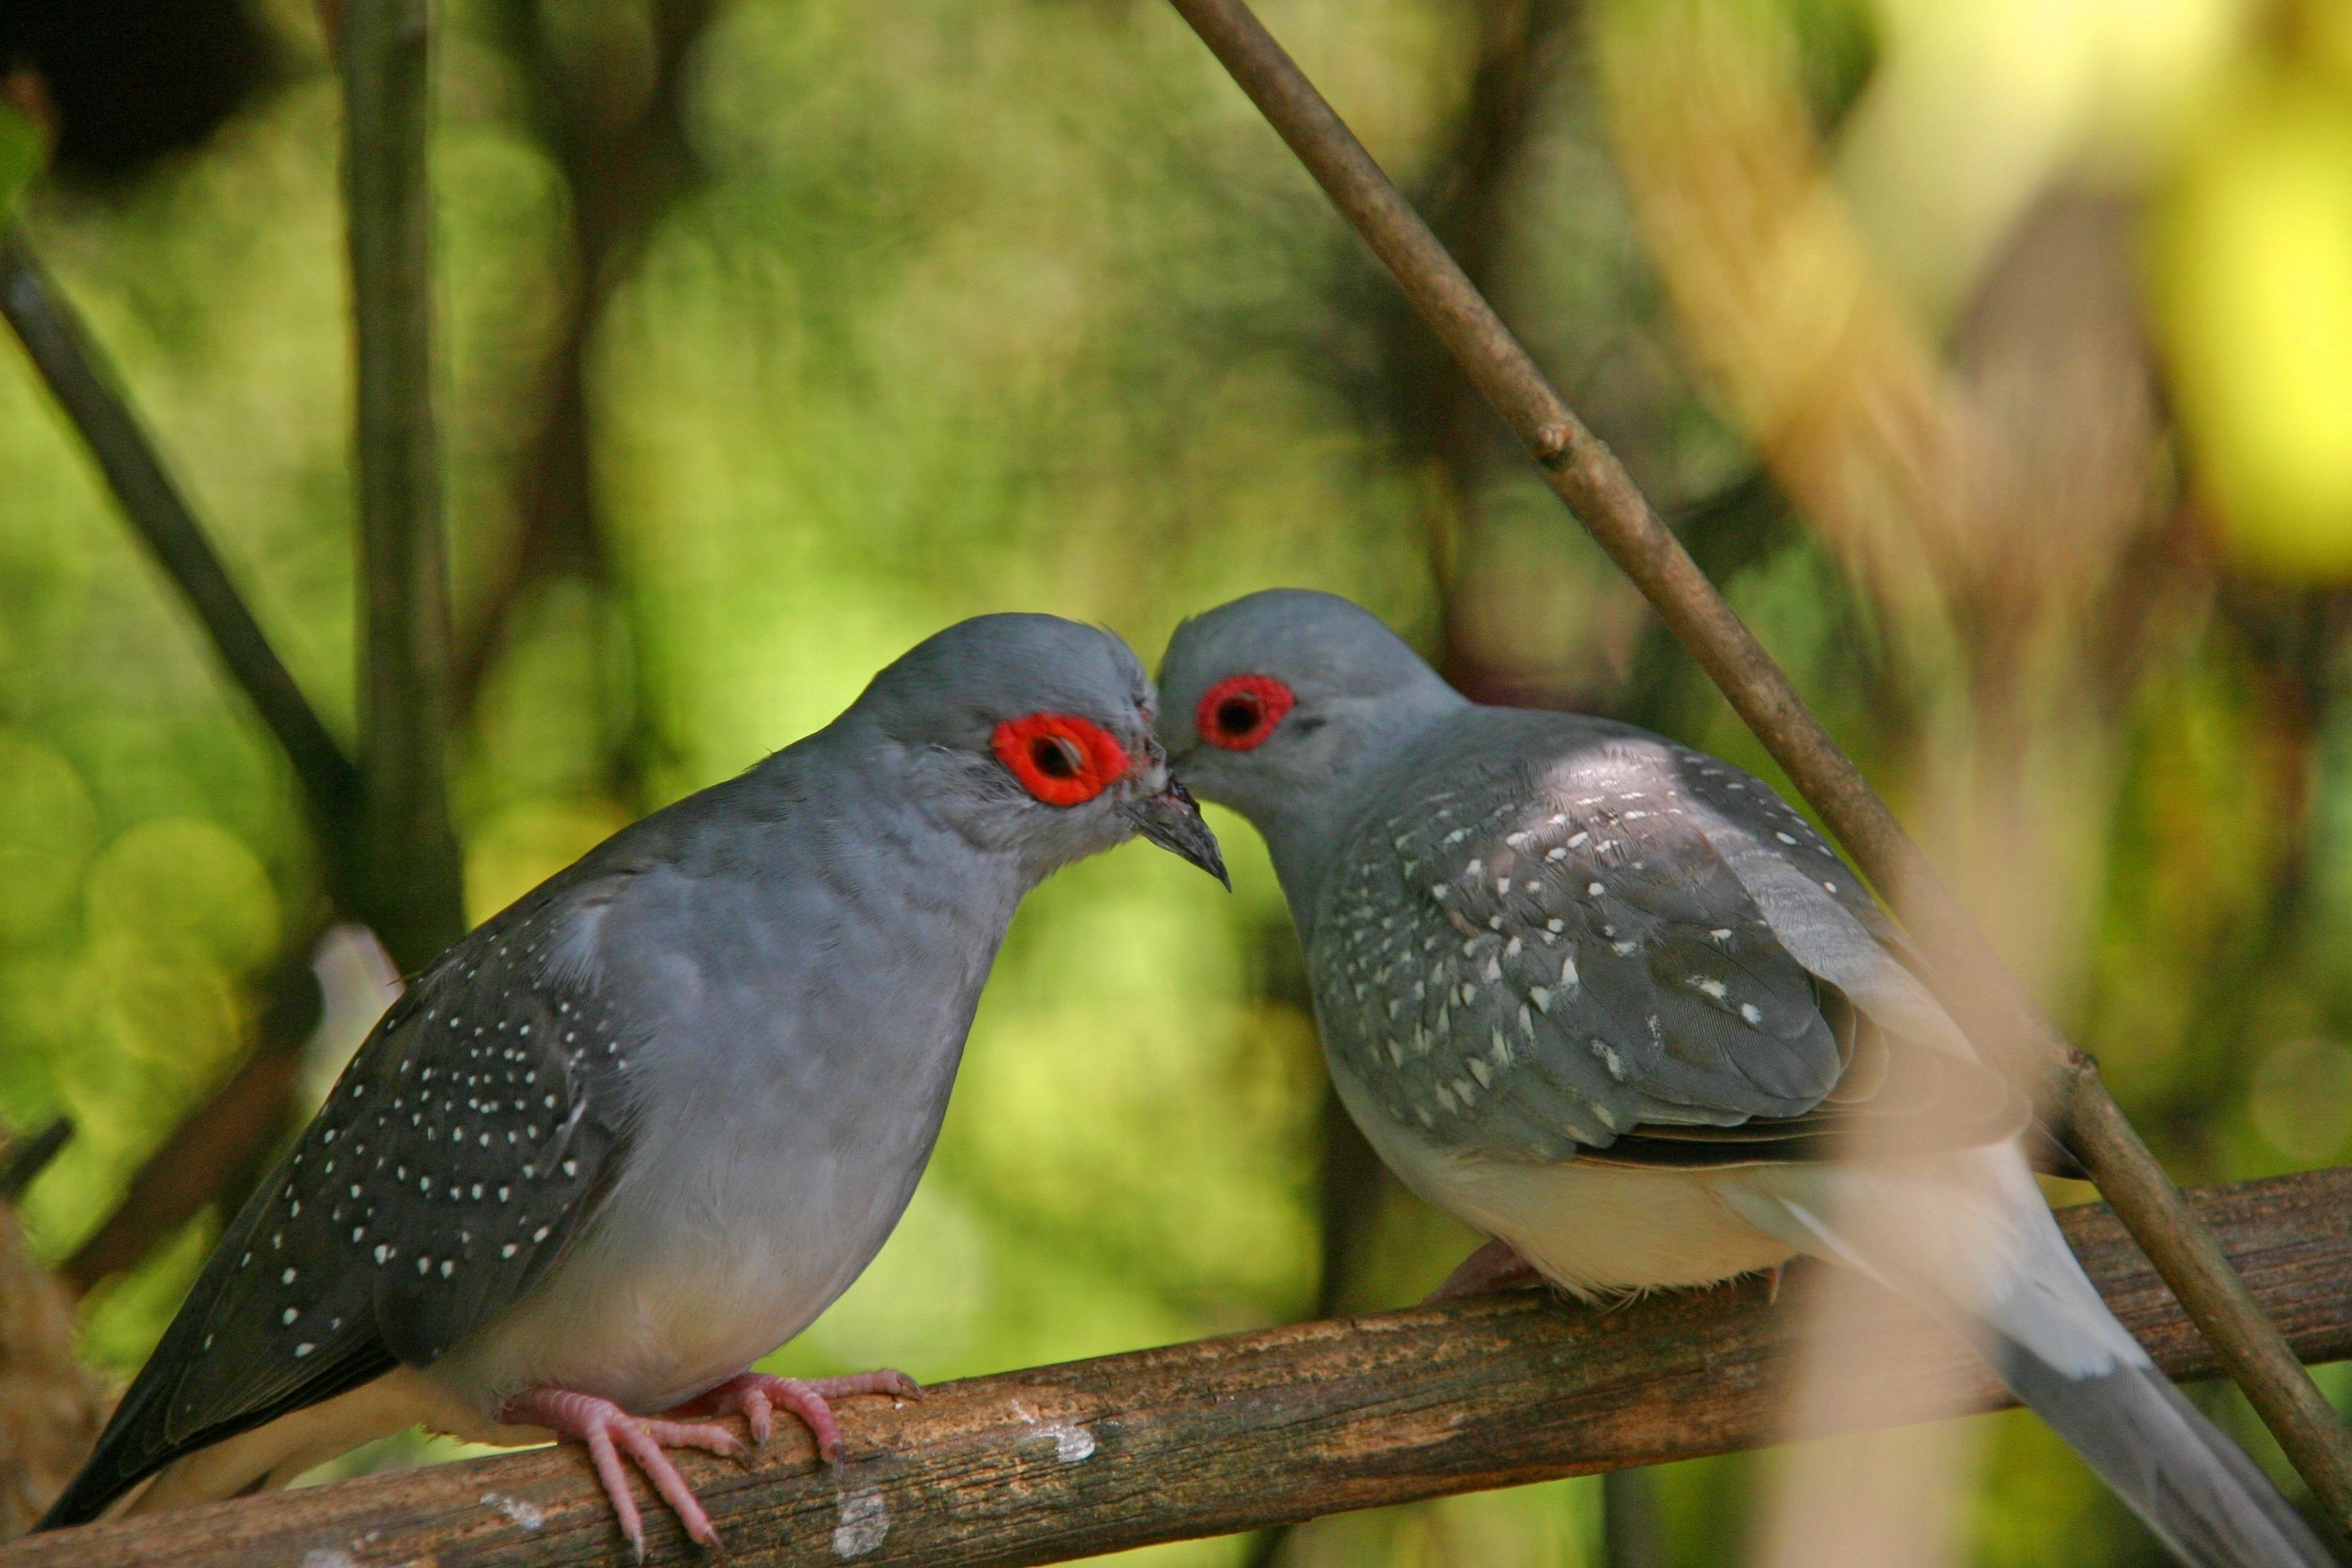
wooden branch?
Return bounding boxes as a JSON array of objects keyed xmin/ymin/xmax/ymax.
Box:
[
  {"xmin": 9, "ymin": 1168, "xmax": 2347, "ymax": 1568},
  {"xmin": 0, "ymin": 234, "xmax": 362, "ymax": 840},
  {"xmin": 1156, "ymin": 0, "xmax": 2352, "ymax": 1526},
  {"xmin": 341, "ymin": 0, "xmax": 466, "ymax": 972}
]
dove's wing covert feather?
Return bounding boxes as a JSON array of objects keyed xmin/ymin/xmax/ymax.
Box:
[{"xmin": 1309, "ymin": 710, "xmax": 2022, "ymax": 1165}]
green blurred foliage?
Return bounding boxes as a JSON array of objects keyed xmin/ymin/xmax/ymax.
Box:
[
  {"xmin": 0, "ymin": 101, "xmax": 41, "ymax": 226},
  {"xmin": 2, "ymin": 0, "xmax": 2351, "ymax": 1563}
]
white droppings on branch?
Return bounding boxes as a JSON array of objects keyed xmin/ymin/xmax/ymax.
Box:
[
  {"xmin": 831, "ymin": 1488, "xmax": 890, "ymax": 1560},
  {"xmin": 1041, "ymin": 1424, "xmax": 1096, "ymax": 1462},
  {"xmin": 479, "ymin": 1491, "xmax": 544, "ymax": 1531}
]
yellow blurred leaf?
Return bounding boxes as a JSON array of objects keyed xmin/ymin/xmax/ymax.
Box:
[
  {"xmin": 2158, "ymin": 75, "xmax": 2352, "ymax": 575},
  {"xmin": 2250, "ymin": 1037, "xmax": 2352, "ymax": 1162},
  {"xmin": 83, "ymin": 818, "xmax": 281, "ymax": 975},
  {"xmin": 0, "ymin": 731, "xmax": 97, "ymax": 947},
  {"xmin": 463, "ymin": 799, "xmax": 632, "ymax": 928}
]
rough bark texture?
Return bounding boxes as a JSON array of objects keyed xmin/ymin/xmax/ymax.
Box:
[
  {"xmin": 7, "ymin": 1168, "xmax": 2347, "ymax": 1568},
  {"xmin": 0, "ymin": 1204, "xmax": 106, "ymax": 1540}
]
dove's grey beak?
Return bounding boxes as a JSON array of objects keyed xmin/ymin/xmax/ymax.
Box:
[{"xmin": 1126, "ymin": 777, "xmax": 1228, "ymax": 887}]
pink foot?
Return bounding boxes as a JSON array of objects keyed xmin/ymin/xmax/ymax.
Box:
[
  {"xmin": 670, "ymin": 1369, "xmax": 923, "ymax": 1463},
  {"xmin": 500, "ymin": 1386, "xmax": 745, "ymax": 1561},
  {"xmin": 1762, "ymin": 1263, "xmax": 1785, "ymax": 1305},
  {"xmin": 1425, "ymin": 1238, "xmax": 1541, "ymax": 1302}
]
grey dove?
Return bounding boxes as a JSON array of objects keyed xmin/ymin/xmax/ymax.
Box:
[
  {"xmin": 1156, "ymin": 588, "xmax": 2328, "ymax": 1568},
  {"xmin": 41, "ymin": 612, "xmax": 1225, "ymax": 1557}
]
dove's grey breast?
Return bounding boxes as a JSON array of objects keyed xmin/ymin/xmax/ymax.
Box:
[{"xmin": 431, "ymin": 746, "xmax": 1028, "ymax": 1414}]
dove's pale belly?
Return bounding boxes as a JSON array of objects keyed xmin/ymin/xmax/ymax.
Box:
[{"xmin": 1332, "ymin": 1062, "xmax": 1795, "ymax": 1298}]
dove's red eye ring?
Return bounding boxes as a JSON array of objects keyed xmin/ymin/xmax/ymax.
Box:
[
  {"xmin": 992, "ymin": 714, "xmax": 1129, "ymax": 806},
  {"xmin": 1197, "ymin": 674, "xmax": 1294, "ymax": 751}
]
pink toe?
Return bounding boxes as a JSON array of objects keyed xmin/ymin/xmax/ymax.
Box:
[
  {"xmin": 582, "ymin": 1426, "xmax": 646, "ymax": 1562},
  {"xmin": 741, "ymin": 1386, "xmax": 775, "ymax": 1445},
  {"xmin": 642, "ymin": 1417, "xmax": 745, "ymax": 1457},
  {"xmin": 773, "ymin": 1385, "xmax": 844, "ymax": 1462},
  {"xmin": 1425, "ymin": 1238, "xmax": 1540, "ymax": 1302},
  {"xmin": 615, "ymin": 1422, "xmax": 721, "ymax": 1547},
  {"xmin": 499, "ymin": 1387, "xmax": 731, "ymax": 1554},
  {"xmin": 809, "ymin": 1369, "xmax": 922, "ymax": 1401},
  {"xmin": 687, "ymin": 1368, "xmax": 914, "ymax": 1463}
]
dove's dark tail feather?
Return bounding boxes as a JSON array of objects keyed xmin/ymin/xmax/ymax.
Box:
[
  {"xmin": 36, "ymin": 1324, "xmax": 394, "ymax": 1530},
  {"xmin": 1993, "ymin": 1331, "xmax": 2330, "ymax": 1568},
  {"xmin": 1732, "ymin": 1145, "xmax": 2332, "ymax": 1568}
]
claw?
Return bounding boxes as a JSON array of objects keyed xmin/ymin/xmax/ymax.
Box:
[
  {"xmin": 501, "ymin": 1387, "xmax": 743, "ymax": 1559},
  {"xmin": 671, "ymin": 1369, "xmax": 922, "ymax": 1464}
]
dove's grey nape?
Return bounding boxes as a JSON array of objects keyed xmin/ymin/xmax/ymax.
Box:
[
  {"xmin": 39, "ymin": 612, "xmax": 1222, "ymax": 1559},
  {"xmin": 1158, "ymin": 587, "xmax": 2331, "ymax": 1568}
]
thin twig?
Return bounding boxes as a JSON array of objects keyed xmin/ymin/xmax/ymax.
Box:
[
  {"xmin": 451, "ymin": 0, "xmax": 713, "ymax": 725},
  {"xmin": 0, "ymin": 234, "xmax": 361, "ymax": 841},
  {"xmin": 341, "ymin": 0, "xmax": 466, "ymax": 971},
  {"xmin": 1157, "ymin": 0, "xmax": 2352, "ymax": 1527},
  {"xmin": 5, "ymin": 1169, "xmax": 2347, "ymax": 1567},
  {"xmin": 1602, "ymin": 1467, "xmax": 1666, "ymax": 1568},
  {"xmin": 0, "ymin": 240, "xmax": 371, "ymax": 1298},
  {"xmin": 0, "ymin": 1122, "xmax": 69, "ymax": 1205}
]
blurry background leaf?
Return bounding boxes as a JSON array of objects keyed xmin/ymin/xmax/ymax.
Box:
[{"xmin": 0, "ymin": 100, "xmax": 42, "ymax": 224}]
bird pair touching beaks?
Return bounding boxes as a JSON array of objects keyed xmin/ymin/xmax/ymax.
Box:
[{"xmin": 40, "ymin": 591, "xmax": 2331, "ymax": 1567}]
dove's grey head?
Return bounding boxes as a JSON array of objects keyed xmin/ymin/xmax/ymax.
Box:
[
  {"xmin": 1154, "ymin": 590, "xmax": 1464, "ymax": 903},
  {"xmin": 850, "ymin": 612, "xmax": 1227, "ymax": 886}
]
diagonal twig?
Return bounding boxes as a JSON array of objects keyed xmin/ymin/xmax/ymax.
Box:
[
  {"xmin": 0, "ymin": 1122, "xmax": 70, "ymax": 1205},
  {"xmin": 0, "ymin": 233, "xmax": 365, "ymax": 1296},
  {"xmin": 1158, "ymin": 0, "xmax": 2352, "ymax": 1527},
  {"xmin": 0, "ymin": 234, "xmax": 361, "ymax": 841}
]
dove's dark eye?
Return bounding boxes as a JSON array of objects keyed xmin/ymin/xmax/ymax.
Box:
[
  {"xmin": 1031, "ymin": 735, "xmax": 1083, "ymax": 779},
  {"xmin": 1197, "ymin": 674, "xmax": 1295, "ymax": 751},
  {"xmin": 993, "ymin": 714, "xmax": 1127, "ymax": 805}
]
